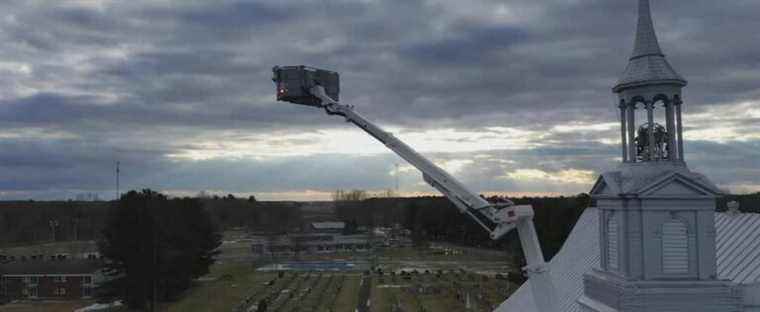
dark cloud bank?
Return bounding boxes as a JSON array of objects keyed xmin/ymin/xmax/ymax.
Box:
[{"xmin": 0, "ymin": 0, "xmax": 758, "ymax": 200}]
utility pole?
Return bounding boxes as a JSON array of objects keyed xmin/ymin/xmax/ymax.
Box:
[{"xmin": 116, "ymin": 161, "xmax": 120, "ymax": 200}]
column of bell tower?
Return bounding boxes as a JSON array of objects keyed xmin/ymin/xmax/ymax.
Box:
[
  {"xmin": 618, "ymin": 89, "xmax": 684, "ymax": 162},
  {"xmin": 579, "ymin": 1, "xmax": 741, "ymax": 311}
]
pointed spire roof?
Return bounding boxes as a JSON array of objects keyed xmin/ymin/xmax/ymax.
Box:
[
  {"xmin": 632, "ymin": 0, "xmax": 663, "ymax": 58},
  {"xmin": 613, "ymin": 0, "xmax": 686, "ymax": 93}
]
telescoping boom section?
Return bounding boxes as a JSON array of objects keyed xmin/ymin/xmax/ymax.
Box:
[{"xmin": 272, "ymin": 65, "xmax": 558, "ymax": 312}]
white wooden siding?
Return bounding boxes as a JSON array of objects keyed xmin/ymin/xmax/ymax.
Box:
[
  {"xmin": 662, "ymin": 219, "xmax": 688, "ymax": 274},
  {"xmin": 499, "ymin": 209, "xmax": 760, "ymax": 312},
  {"xmin": 607, "ymin": 215, "xmax": 619, "ymax": 271}
]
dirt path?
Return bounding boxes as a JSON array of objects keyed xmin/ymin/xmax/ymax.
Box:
[{"xmin": 356, "ymin": 276, "xmax": 371, "ymax": 312}]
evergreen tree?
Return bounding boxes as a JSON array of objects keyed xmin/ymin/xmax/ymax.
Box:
[{"xmin": 97, "ymin": 189, "xmax": 221, "ymax": 309}]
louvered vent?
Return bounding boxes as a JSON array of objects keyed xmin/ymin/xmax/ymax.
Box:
[
  {"xmin": 662, "ymin": 219, "xmax": 688, "ymax": 274},
  {"xmin": 607, "ymin": 215, "xmax": 619, "ymax": 271}
]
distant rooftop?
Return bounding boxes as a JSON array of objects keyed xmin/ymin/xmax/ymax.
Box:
[
  {"xmin": 311, "ymin": 221, "xmax": 345, "ymax": 230},
  {"xmin": 1, "ymin": 259, "xmax": 101, "ymax": 275}
]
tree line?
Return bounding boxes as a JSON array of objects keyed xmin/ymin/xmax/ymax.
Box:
[
  {"xmin": 333, "ymin": 194, "xmax": 591, "ymax": 259},
  {"xmin": 0, "ymin": 201, "xmax": 110, "ymax": 246},
  {"xmin": 3, "ymin": 192, "xmax": 759, "ymax": 249},
  {"xmin": 0, "ymin": 197, "xmax": 302, "ymax": 247}
]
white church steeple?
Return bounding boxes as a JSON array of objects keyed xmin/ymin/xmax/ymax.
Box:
[
  {"xmin": 581, "ymin": 1, "xmax": 741, "ymax": 311},
  {"xmin": 614, "ymin": 0, "xmax": 687, "ymax": 164}
]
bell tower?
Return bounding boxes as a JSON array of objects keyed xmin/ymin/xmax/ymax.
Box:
[
  {"xmin": 579, "ymin": 1, "xmax": 741, "ymax": 311},
  {"xmin": 614, "ymin": 0, "xmax": 687, "ymax": 164}
]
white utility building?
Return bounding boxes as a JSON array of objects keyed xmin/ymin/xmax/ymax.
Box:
[{"xmin": 499, "ymin": 1, "xmax": 756, "ymax": 311}]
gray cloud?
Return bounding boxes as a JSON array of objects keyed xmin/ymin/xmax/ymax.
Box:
[{"xmin": 0, "ymin": 0, "xmax": 758, "ymax": 199}]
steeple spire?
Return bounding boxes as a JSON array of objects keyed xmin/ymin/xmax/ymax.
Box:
[
  {"xmin": 632, "ymin": 0, "xmax": 664, "ymax": 59},
  {"xmin": 613, "ymin": 0, "xmax": 686, "ymax": 92}
]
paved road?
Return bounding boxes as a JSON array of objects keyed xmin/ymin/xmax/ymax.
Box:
[{"xmin": 356, "ymin": 276, "xmax": 371, "ymax": 312}]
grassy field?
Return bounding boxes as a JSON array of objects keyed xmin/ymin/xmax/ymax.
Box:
[
  {"xmin": 166, "ymin": 246, "xmax": 513, "ymax": 311},
  {"xmin": 167, "ymin": 263, "xmax": 364, "ymax": 312},
  {"xmin": 1, "ymin": 235, "xmax": 514, "ymax": 312},
  {"xmin": 166, "ymin": 263, "xmax": 513, "ymax": 312},
  {"xmin": 378, "ymin": 246, "xmax": 508, "ymax": 262},
  {"xmin": 168, "ymin": 263, "xmax": 275, "ymax": 312},
  {"xmin": 167, "ymin": 266, "xmax": 516, "ymax": 312},
  {"xmin": 333, "ymin": 275, "xmax": 361, "ymax": 312},
  {"xmin": 0, "ymin": 245, "xmax": 510, "ymax": 312},
  {"xmin": 369, "ymin": 272, "xmax": 515, "ymax": 312}
]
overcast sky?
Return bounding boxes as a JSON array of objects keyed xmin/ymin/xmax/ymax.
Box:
[{"xmin": 0, "ymin": 0, "xmax": 758, "ymax": 201}]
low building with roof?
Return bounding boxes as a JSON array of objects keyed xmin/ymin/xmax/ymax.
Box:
[
  {"xmin": 250, "ymin": 233, "xmax": 371, "ymax": 257},
  {"xmin": 310, "ymin": 221, "xmax": 346, "ymax": 233},
  {"xmin": 0, "ymin": 260, "xmax": 101, "ymax": 300}
]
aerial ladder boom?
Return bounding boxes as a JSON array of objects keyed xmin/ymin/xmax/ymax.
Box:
[
  {"xmin": 314, "ymin": 86, "xmax": 508, "ymax": 237},
  {"xmin": 272, "ymin": 66, "xmax": 558, "ymax": 312}
]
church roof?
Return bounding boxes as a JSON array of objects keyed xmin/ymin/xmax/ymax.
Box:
[
  {"xmin": 496, "ymin": 208, "xmax": 760, "ymax": 312},
  {"xmin": 613, "ymin": 0, "xmax": 687, "ymax": 92},
  {"xmin": 590, "ymin": 163, "xmax": 723, "ymax": 197}
]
